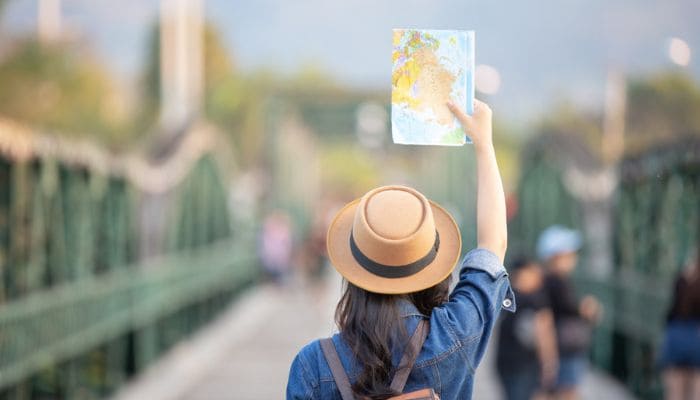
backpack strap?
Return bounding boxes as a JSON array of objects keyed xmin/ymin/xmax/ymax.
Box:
[
  {"xmin": 320, "ymin": 338, "xmax": 355, "ymax": 400},
  {"xmin": 390, "ymin": 319, "xmax": 429, "ymax": 393},
  {"xmin": 320, "ymin": 319, "xmax": 430, "ymax": 398}
]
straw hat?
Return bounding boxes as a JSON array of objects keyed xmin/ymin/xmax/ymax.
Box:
[{"xmin": 327, "ymin": 185, "xmax": 462, "ymax": 294}]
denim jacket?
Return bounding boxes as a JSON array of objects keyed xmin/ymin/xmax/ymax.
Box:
[{"xmin": 286, "ymin": 248, "xmax": 516, "ymax": 400}]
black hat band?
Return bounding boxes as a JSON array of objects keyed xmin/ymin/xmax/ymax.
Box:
[{"xmin": 349, "ymin": 231, "xmax": 440, "ymax": 279}]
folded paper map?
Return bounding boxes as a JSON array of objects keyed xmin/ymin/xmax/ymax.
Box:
[{"xmin": 391, "ymin": 29, "xmax": 474, "ymax": 146}]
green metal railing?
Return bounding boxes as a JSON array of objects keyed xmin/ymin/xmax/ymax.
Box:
[
  {"xmin": 507, "ymin": 134, "xmax": 583, "ymax": 259},
  {"xmin": 607, "ymin": 142, "xmax": 700, "ymax": 397},
  {"xmin": 0, "ymin": 120, "xmax": 257, "ymax": 399},
  {"xmin": 0, "ymin": 239, "xmax": 255, "ymax": 390}
]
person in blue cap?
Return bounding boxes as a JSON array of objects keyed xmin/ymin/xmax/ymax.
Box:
[{"xmin": 537, "ymin": 225, "xmax": 601, "ymax": 400}]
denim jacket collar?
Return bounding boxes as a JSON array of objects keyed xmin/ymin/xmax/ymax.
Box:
[{"xmin": 398, "ymin": 298, "xmax": 428, "ymax": 319}]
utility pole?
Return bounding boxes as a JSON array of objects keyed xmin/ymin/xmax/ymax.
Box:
[
  {"xmin": 602, "ymin": 68, "xmax": 626, "ymax": 164},
  {"xmin": 38, "ymin": 0, "xmax": 62, "ymax": 43},
  {"xmin": 159, "ymin": 0, "xmax": 204, "ymax": 134}
]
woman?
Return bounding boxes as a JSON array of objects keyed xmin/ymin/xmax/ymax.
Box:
[
  {"xmin": 286, "ymin": 100, "xmax": 515, "ymax": 399},
  {"xmin": 660, "ymin": 247, "xmax": 700, "ymax": 400}
]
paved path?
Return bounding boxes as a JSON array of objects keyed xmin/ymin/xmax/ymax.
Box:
[{"xmin": 112, "ymin": 273, "xmax": 637, "ymax": 400}]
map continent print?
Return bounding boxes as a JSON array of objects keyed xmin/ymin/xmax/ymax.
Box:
[{"xmin": 392, "ymin": 29, "xmax": 474, "ymax": 146}]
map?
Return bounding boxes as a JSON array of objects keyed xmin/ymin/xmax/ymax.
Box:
[{"xmin": 391, "ymin": 29, "xmax": 474, "ymax": 146}]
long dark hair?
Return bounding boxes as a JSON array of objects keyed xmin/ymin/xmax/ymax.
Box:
[{"xmin": 335, "ymin": 276, "xmax": 451, "ymax": 399}]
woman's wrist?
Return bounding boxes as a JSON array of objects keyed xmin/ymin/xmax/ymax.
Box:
[{"xmin": 473, "ymin": 139, "xmax": 495, "ymax": 154}]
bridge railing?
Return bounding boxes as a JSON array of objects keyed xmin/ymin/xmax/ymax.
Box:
[{"xmin": 0, "ymin": 119, "xmax": 258, "ymax": 398}]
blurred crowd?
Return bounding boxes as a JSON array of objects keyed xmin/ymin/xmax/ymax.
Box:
[
  {"xmin": 495, "ymin": 226, "xmax": 601, "ymax": 400},
  {"xmin": 493, "ymin": 226, "xmax": 700, "ymax": 400}
]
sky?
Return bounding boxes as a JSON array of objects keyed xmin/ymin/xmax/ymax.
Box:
[{"xmin": 2, "ymin": 0, "xmax": 699, "ymax": 122}]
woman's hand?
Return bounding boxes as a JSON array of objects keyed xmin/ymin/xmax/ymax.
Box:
[
  {"xmin": 447, "ymin": 99, "xmax": 493, "ymax": 150},
  {"xmin": 447, "ymin": 98, "xmax": 506, "ymax": 262}
]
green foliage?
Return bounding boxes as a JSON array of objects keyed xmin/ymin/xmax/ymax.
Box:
[
  {"xmin": 491, "ymin": 120, "xmax": 523, "ymax": 191},
  {"xmin": 138, "ymin": 22, "xmax": 266, "ymax": 165},
  {"xmin": 536, "ymin": 101, "xmax": 603, "ymax": 154},
  {"xmin": 285, "ymin": 64, "xmax": 339, "ymax": 91},
  {"xmin": 626, "ymin": 71, "xmax": 700, "ymax": 154},
  {"xmin": 523, "ymin": 71, "xmax": 700, "ymax": 162},
  {"xmin": 319, "ymin": 143, "xmax": 380, "ymax": 196},
  {"xmin": 133, "ymin": 23, "xmax": 161, "ymax": 134},
  {"xmin": 136, "ymin": 21, "xmax": 348, "ymax": 167},
  {"xmin": 138, "ymin": 21, "xmax": 241, "ymax": 123},
  {"xmin": 0, "ymin": 39, "xmax": 124, "ymax": 143}
]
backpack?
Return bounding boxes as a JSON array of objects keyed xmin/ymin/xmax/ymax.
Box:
[{"xmin": 320, "ymin": 320, "xmax": 440, "ymax": 400}]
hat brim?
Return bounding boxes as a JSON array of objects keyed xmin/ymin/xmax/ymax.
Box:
[{"xmin": 326, "ymin": 198, "xmax": 462, "ymax": 294}]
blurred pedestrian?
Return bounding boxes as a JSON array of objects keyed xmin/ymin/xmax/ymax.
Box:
[
  {"xmin": 258, "ymin": 210, "xmax": 294, "ymax": 285},
  {"xmin": 537, "ymin": 226, "xmax": 601, "ymax": 400},
  {"xmin": 287, "ymin": 99, "xmax": 515, "ymax": 399},
  {"xmin": 297, "ymin": 206, "xmax": 333, "ymax": 307},
  {"xmin": 660, "ymin": 247, "xmax": 700, "ymax": 400},
  {"xmin": 301, "ymin": 203, "xmax": 335, "ymax": 284},
  {"xmin": 496, "ymin": 258, "xmax": 558, "ymax": 400}
]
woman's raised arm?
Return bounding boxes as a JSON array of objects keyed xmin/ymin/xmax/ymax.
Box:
[{"xmin": 448, "ymin": 99, "xmax": 507, "ymax": 263}]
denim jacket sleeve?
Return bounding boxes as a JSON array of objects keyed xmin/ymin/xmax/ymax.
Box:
[
  {"xmin": 287, "ymin": 347, "xmax": 318, "ymax": 399},
  {"xmin": 431, "ymin": 248, "xmax": 515, "ymax": 370}
]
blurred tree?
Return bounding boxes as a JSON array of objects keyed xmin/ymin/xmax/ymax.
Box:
[
  {"xmin": 201, "ymin": 33, "xmax": 342, "ymax": 167},
  {"xmin": 134, "ymin": 23, "xmax": 161, "ymax": 134},
  {"xmin": 491, "ymin": 120, "xmax": 523, "ymax": 191},
  {"xmin": 536, "ymin": 101, "xmax": 603, "ymax": 157},
  {"xmin": 525, "ymin": 72, "xmax": 700, "ymax": 160},
  {"xmin": 319, "ymin": 143, "xmax": 380, "ymax": 197},
  {"xmin": 285, "ymin": 64, "xmax": 339, "ymax": 92},
  {"xmin": 625, "ymin": 71, "xmax": 700, "ymax": 154},
  {"xmin": 202, "ymin": 26, "xmax": 263, "ymax": 167},
  {"xmin": 0, "ymin": 39, "xmax": 124, "ymax": 143},
  {"xmin": 139, "ymin": 22, "xmax": 269, "ymax": 165}
]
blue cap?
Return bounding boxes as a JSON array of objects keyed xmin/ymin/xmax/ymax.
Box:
[{"xmin": 536, "ymin": 225, "xmax": 582, "ymax": 261}]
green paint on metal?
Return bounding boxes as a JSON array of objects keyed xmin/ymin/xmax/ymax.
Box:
[
  {"xmin": 0, "ymin": 126, "xmax": 249, "ymax": 398},
  {"xmin": 0, "ymin": 238, "xmax": 255, "ymax": 390}
]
